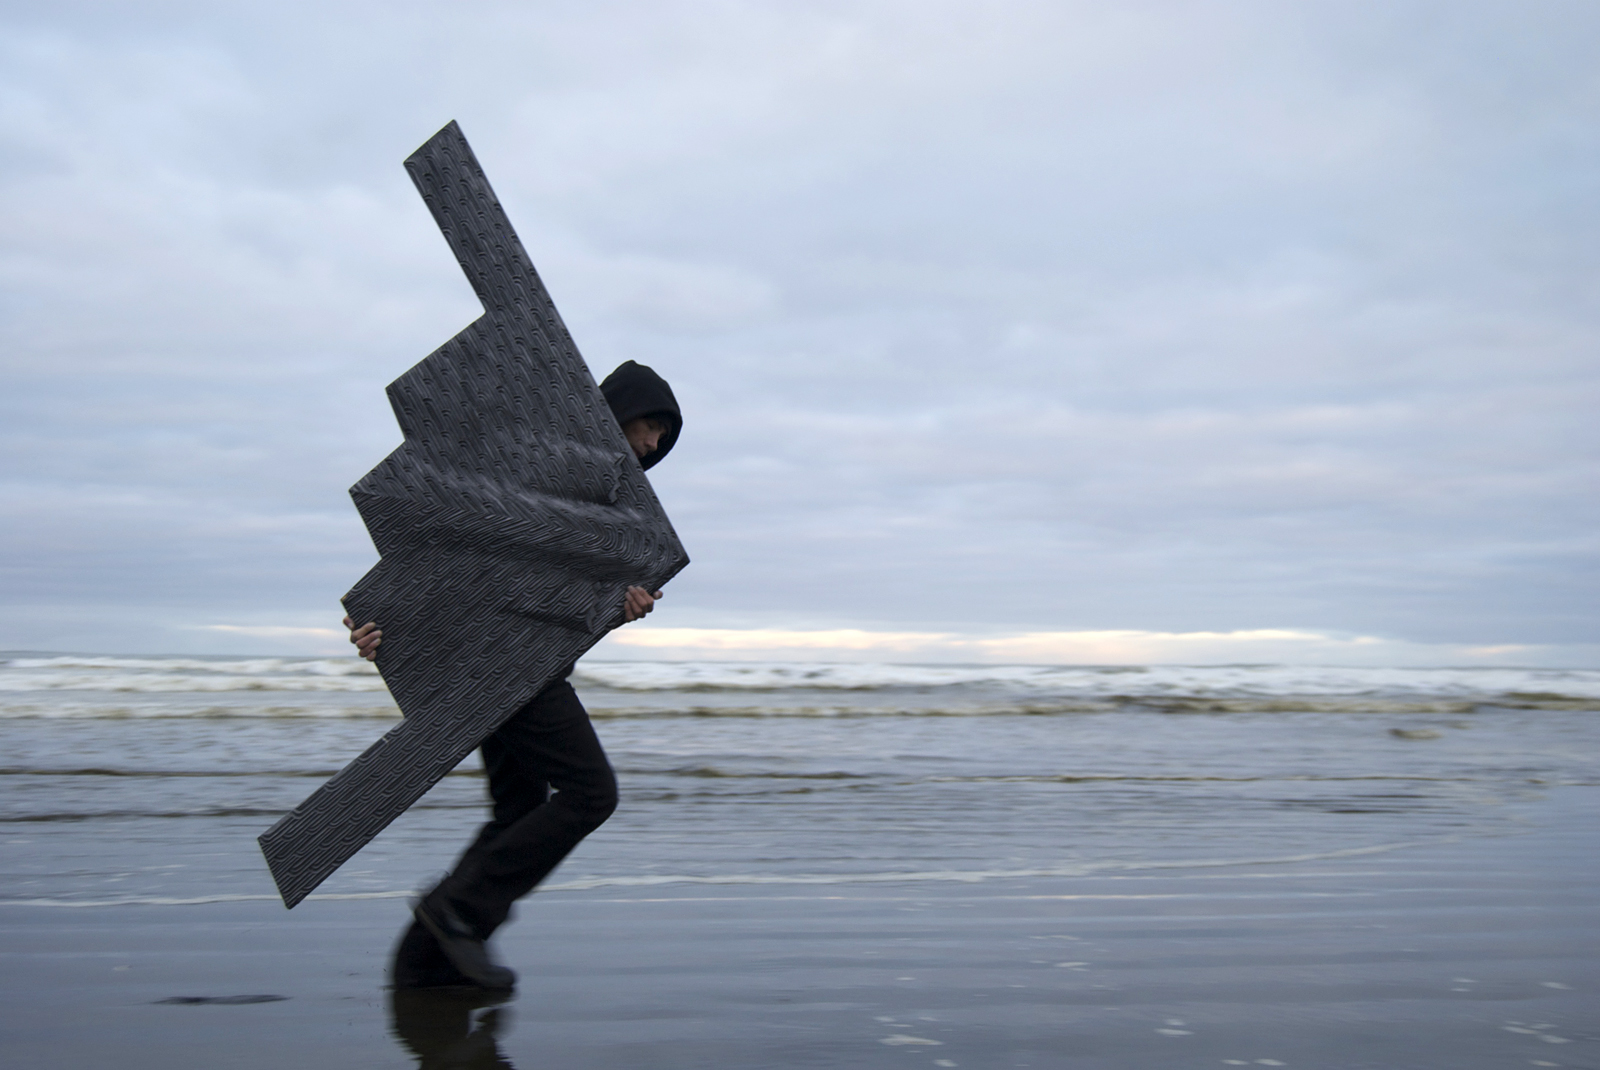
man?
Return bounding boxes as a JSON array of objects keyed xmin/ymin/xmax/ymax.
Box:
[{"xmin": 345, "ymin": 360, "xmax": 682, "ymax": 990}]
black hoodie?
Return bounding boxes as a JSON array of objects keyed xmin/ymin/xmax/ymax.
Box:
[{"xmin": 600, "ymin": 361, "xmax": 682, "ymax": 470}]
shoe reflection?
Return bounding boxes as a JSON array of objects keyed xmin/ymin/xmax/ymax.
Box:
[{"xmin": 389, "ymin": 987, "xmax": 516, "ymax": 1069}]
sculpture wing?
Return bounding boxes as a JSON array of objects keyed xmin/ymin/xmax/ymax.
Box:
[{"xmin": 257, "ymin": 122, "xmax": 689, "ymax": 908}]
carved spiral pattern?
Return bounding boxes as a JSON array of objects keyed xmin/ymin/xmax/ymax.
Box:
[{"xmin": 257, "ymin": 122, "xmax": 690, "ymax": 908}]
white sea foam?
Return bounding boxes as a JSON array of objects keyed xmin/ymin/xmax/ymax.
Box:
[
  {"xmin": 0, "ymin": 655, "xmax": 387, "ymax": 694},
  {"xmin": 0, "ymin": 701, "xmax": 401, "ymax": 720},
  {"xmin": 573, "ymin": 660, "xmax": 1600, "ymax": 700},
  {"xmin": 2, "ymin": 654, "xmax": 1596, "ymax": 710},
  {"xmin": 0, "ymin": 841, "xmax": 1426, "ymax": 907}
]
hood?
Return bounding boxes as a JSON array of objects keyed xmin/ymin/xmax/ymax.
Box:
[{"xmin": 599, "ymin": 360, "xmax": 682, "ymax": 470}]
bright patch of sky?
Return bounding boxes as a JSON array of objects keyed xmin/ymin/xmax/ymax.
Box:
[{"xmin": 1, "ymin": 1, "xmax": 1597, "ymax": 664}]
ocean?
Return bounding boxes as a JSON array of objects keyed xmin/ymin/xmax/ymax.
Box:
[
  {"xmin": 4, "ymin": 654, "xmax": 1596, "ymax": 909},
  {"xmin": 4, "ymin": 653, "xmax": 1598, "ymax": 1067}
]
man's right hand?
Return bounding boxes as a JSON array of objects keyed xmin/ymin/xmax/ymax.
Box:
[
  {"xmin": 344, "ymin": 615, "xmax": 382, "ymax": 661},
  {"xmin": 622, "ymin": 586, "xmax": 662, "ymax": 623}
]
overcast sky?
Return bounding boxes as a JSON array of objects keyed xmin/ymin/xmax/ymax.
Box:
[{"xmin": 2, "ymin": 1, "xmax": 1596, "ymax": 664}]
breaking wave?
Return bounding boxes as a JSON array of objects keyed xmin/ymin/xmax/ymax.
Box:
[
  {"xmin": 0, "ymin": 655, "xmax": 385, "ymax": 693},
  {"xmin": 573, "ymin": 661, "xmax": 1600, "ymax": 701},
  {"xmin": 1, "ymin": 654, "xmax": 1596, "ymax": 715}
]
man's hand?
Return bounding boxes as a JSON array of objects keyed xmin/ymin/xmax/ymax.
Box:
[
  {"xmin": 622, "ymin": 586, "xmax": 663, "ymax": 624},
  {"xmin": 344, "ymin": 615, "xmax": 382, "ymax": 661}
]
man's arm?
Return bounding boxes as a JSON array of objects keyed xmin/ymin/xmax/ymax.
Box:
[{"xmin": 345, "ymin": 587, "xmax": 662, "ymax": 661}]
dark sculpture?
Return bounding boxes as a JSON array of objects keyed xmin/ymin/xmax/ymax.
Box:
[{"xmin": 258, "ymin": 122, "xmax": 689, "ymax": 908}]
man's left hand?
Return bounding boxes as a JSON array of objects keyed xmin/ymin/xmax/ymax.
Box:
[{"xmin": 622, "ymin": 586, "xmax": 662, "ymax": 623}]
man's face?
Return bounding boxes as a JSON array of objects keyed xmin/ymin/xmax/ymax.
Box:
[{"xmin": 623, "ymin": 416, "xmax": 669, "ymax": 460}]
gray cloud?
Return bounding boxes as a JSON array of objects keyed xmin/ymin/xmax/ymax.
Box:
[{"xmin": 1, "ymin": 1, "xmax": 1596, "ymax": 658}]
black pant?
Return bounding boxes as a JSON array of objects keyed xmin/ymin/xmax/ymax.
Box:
[
  {"xmin": 394, "ymin": 677, "xmax": 617, "ymax": 984},
  {"xmin": 439, "ymin": 676, "xmax": 619, "ymax": 938}
]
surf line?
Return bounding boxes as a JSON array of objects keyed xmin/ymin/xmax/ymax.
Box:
[{"xmin": 0, "ymin": 839, "xmax": 1453, "ymax": 907}]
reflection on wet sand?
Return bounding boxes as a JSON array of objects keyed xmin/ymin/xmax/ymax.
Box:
[{"xmin": 389, "ymin": 988, "xmax": 516, "ymax": 1069}]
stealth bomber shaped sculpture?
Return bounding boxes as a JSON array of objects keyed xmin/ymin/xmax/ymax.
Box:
[{"xmin": 258, "ymin": 122, "xmax": 689, "ymax": 908}]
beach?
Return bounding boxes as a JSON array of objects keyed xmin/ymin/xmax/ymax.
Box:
[{"xmin": 1, "ymin": 656, "xmax": 1596, "ymax": 1067}]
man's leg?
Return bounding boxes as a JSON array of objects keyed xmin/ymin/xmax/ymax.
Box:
[
  {"xmin": 392, "ymin": 695, "xmax": 556, "ymax": 988},
  {"xmin": 413, "ymin": 679, "xmax": 616, "ymax": 985},
  {"xmin": 433, "ymin": 678, "xmax": 618, "ymax": 938},
  {"xmin": 453, "ymin": 724, "xmax": 557, "ymax": 906}
]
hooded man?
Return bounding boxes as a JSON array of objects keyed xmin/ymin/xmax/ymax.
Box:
[{"xmin": 345, "ymin": 360, "xmax": 682, "ymax": 990}]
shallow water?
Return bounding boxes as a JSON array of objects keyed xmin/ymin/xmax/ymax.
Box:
[{"xmin": 2, "ymin": 655, "xmax": 1596, "ymax": 909}]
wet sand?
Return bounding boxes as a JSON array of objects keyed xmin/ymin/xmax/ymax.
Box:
[{"xmin": 2, "ymin": 788, "xmax": 1594, "ymax": 1069}]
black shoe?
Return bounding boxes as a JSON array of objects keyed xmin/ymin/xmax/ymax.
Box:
[
  {"xmin": 414, "ymin": 895, "xmax": 517, "ymax": 990},
  {"xmin": 390, "ymin": 918, "xmax": 478, "ymax": 990}
]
